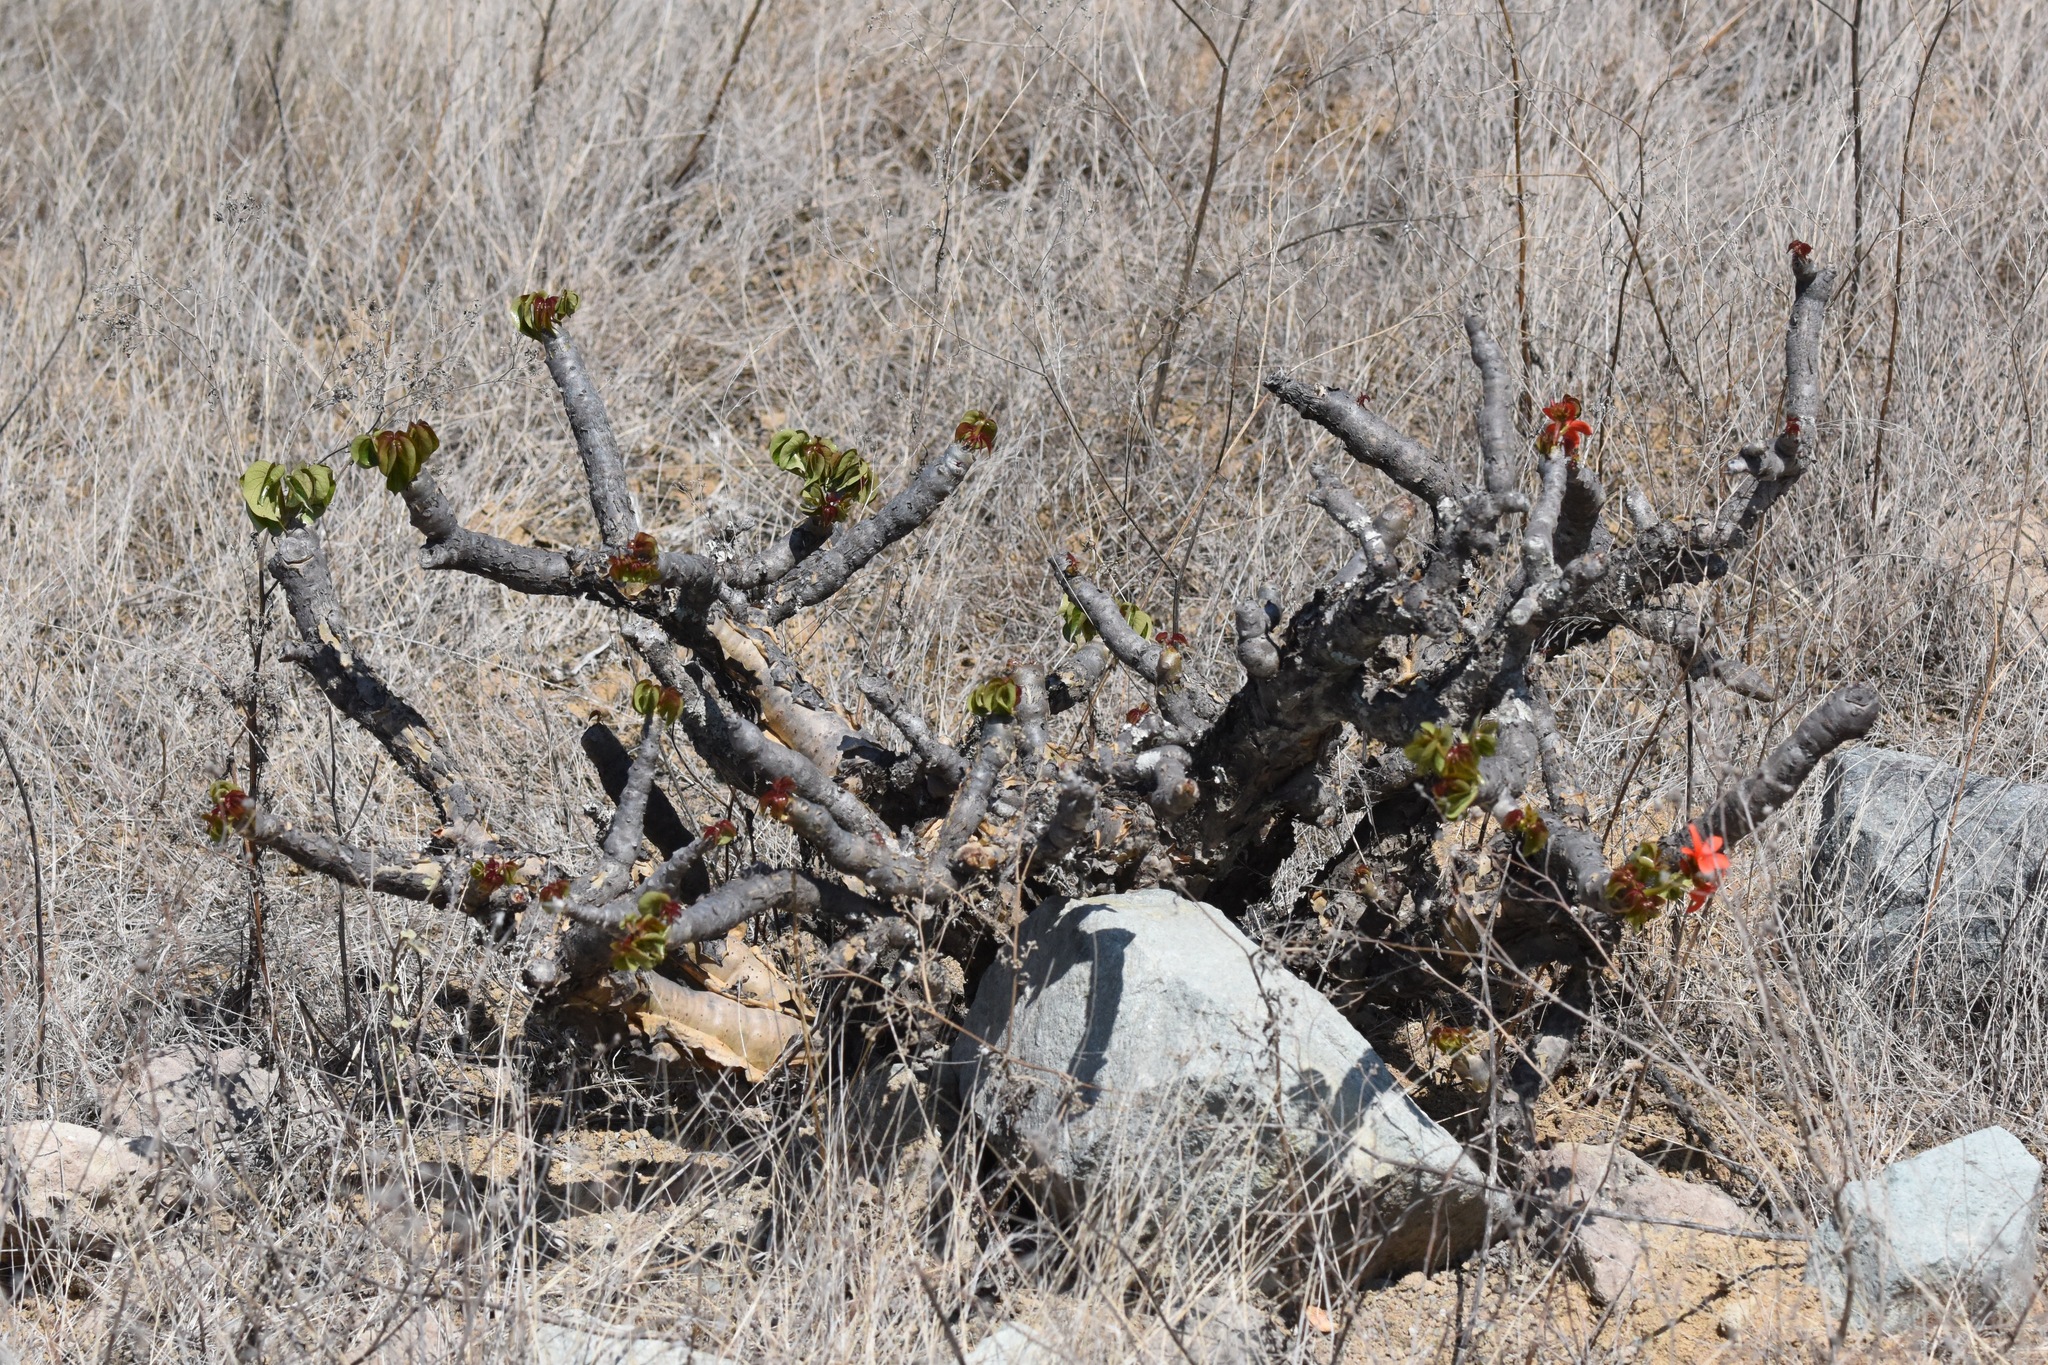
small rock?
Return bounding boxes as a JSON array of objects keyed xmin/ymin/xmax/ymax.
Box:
[
  {"xmin": 527, "ymin": 1321, "xmax": 736, "ymax": 1365},
  {"xmin": 1529, "ymin": 1142, "xmax": 1757, "ymax": 1307},
  {"xmin": 0, "ymin": 1121, "xmax": 159, "ymax": 1265},
  {"xmin": 965, "ymin": 1323, "xmax": 1060, "ymax": 1365},
  {"xmin": 1807, "ymin": 1125, "xmax": 2041, "ymax": 1332},
  {"xmin": 1170, "ymin": 1297, "xmax": 1264, "ymax": 1364},
  {"xmin": 950, "ymin": 890, "xmax": 1504, "ymax": 1280},
  {"xmin": 102, "ymin": 1045, "xmax": 276, "ymax": 1152},
  {"xmin": 1810, "ymin": 748, "xmax": 2048, "ymax": 985}
]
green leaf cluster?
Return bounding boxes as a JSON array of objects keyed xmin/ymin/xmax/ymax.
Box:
[
  {"xmin": 768, "ymin": 429, "xmax": 877, "ymax": 524},
  {"xmin": 1403, "ymin": 719, "xmax": 1497, "ymax": 820},
  {"xmin": 953, "ymin": 409, "xmax": 998, "ymax": 452},
  {"xmin": 1059, "ymin": 596, "xmax": 1152, "ymax": 645},
  {"xmin": 350, "ymin": 421, "xmax": 439, "ymax": 493},
  {"xmin": 202, "ymin": 780, "xmax": 251, "ymax": 842},
  {"xmin": 610, "ymin": 890, "xmax": 680, "ymax": 971},
  {"xmin": 608, "ymin": 531, "xmax": 664, "ymax": 590},
  {"xmin": 967, "ymin": 676, "xmax": 1019, "ymax": 719},
  {"xmin": 1605, "ymin": 842, "xmax": 1692, "ymax": 927},
  {"xmin": 240, "ymin": 461, "xmax": 335, "ymax": 533},
  {"xmin": 512, "ymin": 290, "xmax": 579, "ymax": 340},
  {"xmin": 632, "ymin": 678, "xmax": 684, "ymax": 724}
]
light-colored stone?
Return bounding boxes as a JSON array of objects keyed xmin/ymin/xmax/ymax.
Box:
[
  {"xmin": 528, "ymin": 1322, "xmax": 735, "ymax": 1365},
  {"xmin": 1811, "ymin": 747, "xmax": 2048, "ymax": 982},
  {"xmin": 102, "ymin": 1044, "xmax": 276, "ymax": 1152},
  {"xmin": 965, "ymin": 1322, "xmax": 1061, "ymax": 1365},
  {"xmin": 1808, "ymin": 1126, "xmax": 2041, "ymax": 1332},
  {"xmin": 0, "ymin": 1120, "xmax": 159, "ymax": 1262},
  {"xmin": 949, "ymin": 889, "xmax": 1502, "ymax": 1278},
  {"xmin": 1529, "ymin": 1142, "xmax": 1758, "ymax": 1306}
]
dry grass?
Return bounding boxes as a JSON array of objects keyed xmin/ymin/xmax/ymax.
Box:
[{"xmin": 2, "ymin": 0, "xmax": 2047, "ymax": 1359}]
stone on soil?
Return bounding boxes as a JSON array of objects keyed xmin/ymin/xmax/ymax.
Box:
[
  {"xmin": 949, "ymin": 889, "xmax": 1502, "ymax": 1279},
  {"xmin": 0, "ymin": 1121, "xmax": 159, "ymax": 1265},
  {"xmin": 102, "ymin": 1044, "xmax": 276, "ymax": 1152},
  {"xmin": 1528, "ymin": 1141, "xmax": 1759, "ymax": 1306},
  {"xmin": 1807, "ymin": 1125, "xmax": 2041, "ymax": 1332}
]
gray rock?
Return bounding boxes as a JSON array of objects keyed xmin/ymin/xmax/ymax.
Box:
[
  {"xmin": 1810, "ymin": 747, "xmax": 2048, "ymax": 982},
  {"xmin": 103, "ymin": 1045, "xmax": 276, "ymax": 1152},
  {"xmin": 964, "ymin": 1323, "xmax": 1060, "ymax": 1365},
  {"xmin": 1808, "ymin": 1126, "xmax": 2041, "ymax": 1331},
  {"xmin": 0, "ymin": 1120, "xmax": 160, "ymax": 1264},
  {"xmin": 949, "ymin": 889, "xmax": 1502, "ymax": 1279},
  {"xmin": 1528, "ymin": 1142, "xmax": 1758, "ymax": 1306},
  {"xmin": 528, "ymin": 1322, "xmax": 735, "ymax": 1365}
]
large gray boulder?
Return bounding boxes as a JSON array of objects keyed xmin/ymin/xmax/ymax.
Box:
[
  {"xmin": 1807, "ymin": 1126, "xmax": 2041, "ymax": 1331},
  {"xmin": 1810, "ymin": 747, "xmax": 2048, "ymax": 981},
  {"xmin": 949, "ymin": 889, "xmax": 1502, "ymax": 1278}
]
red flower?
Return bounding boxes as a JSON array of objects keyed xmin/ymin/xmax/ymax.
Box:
[
  {"xmin": 1125, "ymin": 704, "xmax": 1151, "ymax": 725},
  {"xmin": 702, "ymin": 818, "xmax": 738, "ymax": 846},
  {"xmin": 1788, "ymin": 240, "xmax": 1812, "ymax": 259},
  {"xmin": 1679, "ymin": 825, "xmax": 1730, "ymax": 913},
  {"xmin": 1680, "ymin": 825, "xmax": 1728, "ymax": 881},
  {"xmin": 1535, "ymin": 397, "xmax": 1591, "ymax": 459},
  {"xmin": 1154, "ymin": 630, "xmax": 1188, "ymax": 648}
]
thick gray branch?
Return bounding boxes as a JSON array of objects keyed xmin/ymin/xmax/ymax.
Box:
[
  {"xmin": 268, "ymin": 525, "xmax": 478, "ymax": 826},
  {"xmin": 541, "ymin": 329, "xmax": 638, "ymax": 545},
  {"xmin": 1028, "ymin": 771, "xmax": 1100, "ymax": 870},
  {"xmin": 1310, "ymin": 467, "xmax": 1398, "ymax": 577},
  {"xmin": 1262, "ymin": 375, "xmax": 1471, "ymax": 519},
  {"xmin": 243, "ymin": 810, "xmax": 454, "ymax": 905},
  {"xmin": 1014, "ymin": 667, "xmax": 1050, "ymax": 779},
  {"xmin": 402, "ymin": 475, "xmax": 719, "ymax": 607},
  {"xmin": 1056, "ymin": 568, "xmax": 1163, "ymax": 681},
  {"xmin": 596, "ymin": 715, "xmax": 664, "ymax": 882},
  {"xmin": 723, "ymin": 516, "xmax": 832, "ymax": 594},
  {"xmin": 1047, "ymin": 641, "xmax": 1111, "ymax": 714},
  {"xmin": 1672, "ymin": 681, "xmax": 1879, "ymax": 853},
  {"xmin": 763, "ymin": 440, "xmax": 976, "ymax": 623},
  {"xmin": 1780, "ymin": 253, "xmax": 1839, "ymax": 480},
  {"xmin": 859, "ymin": 675, "xmax": 966, "ymax": 788},
  {"xmin": 1464, "ymin": 315, "xmax": 1523, "ymax": 509},
  {"xmin": 1507, "ymin": 455, "xmax": 1569, "ymax": 628},
  {"xmin": 932, "ymin": 724, "xmax": 1012, "ymax": 874},
  {"xmin": 1114, "ymin": 743, "xmax": 1198, "ymax": 818},
  {"xmin": 1234, "ymin": 593, "xmax": 1281, "ymax": 679}
]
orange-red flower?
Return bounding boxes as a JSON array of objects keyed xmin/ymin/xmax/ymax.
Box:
[
  {"xmin": 1536, "ymin": 395, "xmax": 1592, "ymax": 459},
  {"xmin": 1679, "ymin": 825, "xmax": 1730, "ymax": 913},
  {"xmin": 1679, "ymin": 825, "xmax": 1729, "ymax": 883}
]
